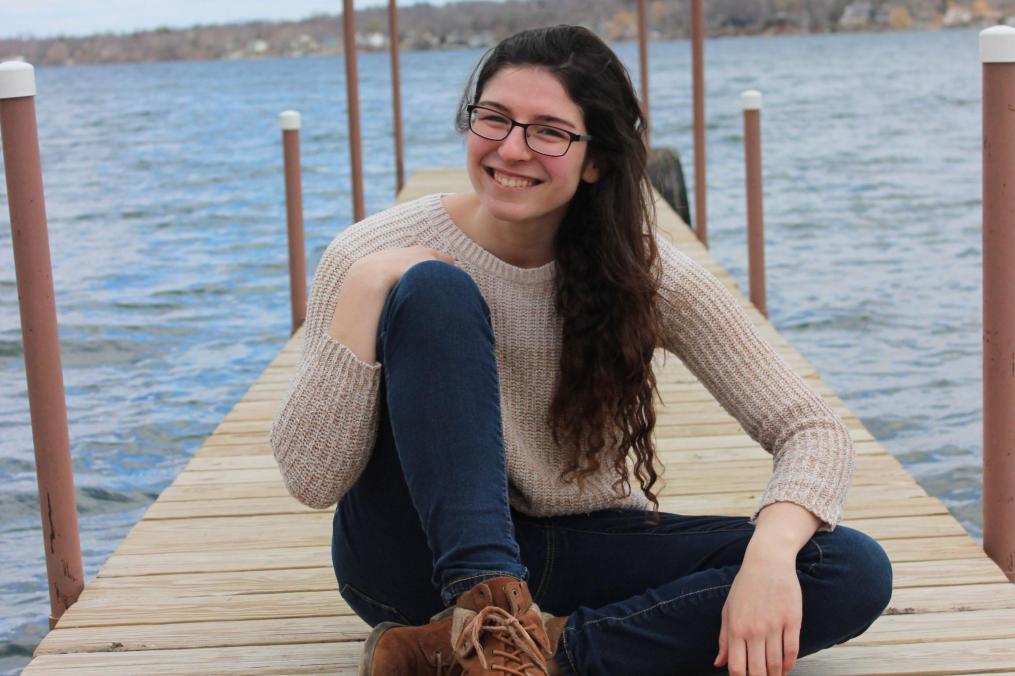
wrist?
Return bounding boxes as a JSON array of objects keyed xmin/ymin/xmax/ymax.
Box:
[{"xmin": 744, "ymin": 532, "xmax": 798, "ymax": 565}]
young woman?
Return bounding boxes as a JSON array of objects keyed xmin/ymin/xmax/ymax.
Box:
[{"xmin": 271, "ymin": 25, "xmax": 893, "ymax": 676}]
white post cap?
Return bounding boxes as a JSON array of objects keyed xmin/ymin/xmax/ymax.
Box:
[
  {"xmin": 0, "ymin": 61, "xmax": 36, "ymax": 100},
  {"xmin": 279, "ymin": 110, "xmax": 301, "ymax": 130},
  {"xmin": 740, "ymin": 89, "xmax": 762, "ymax": 111},
  {"xmin": 980, "ymin": 25, "xmax": 1015, "ymax": 63}
]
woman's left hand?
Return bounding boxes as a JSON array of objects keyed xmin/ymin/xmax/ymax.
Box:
[{"xmin": 713, "ymin": 551, "xmax": 802, "ymax": 676}]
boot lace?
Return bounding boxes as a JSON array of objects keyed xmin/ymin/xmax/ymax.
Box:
[
  {"xmin": 454, "ymin": 605, "xmax": 549, "ymax": 675},
  {"xmin": 431, "ymin": 648, "xmax": 459, "ymax": 676}
]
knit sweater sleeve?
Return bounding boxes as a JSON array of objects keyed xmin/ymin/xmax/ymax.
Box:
[
  {"xmin": 654, "ymin": 235, "xmax": 855, "ymax": 532},
  {"xmin": 269, "ymin": 240, "xmax": 384, "ymax": 509}
]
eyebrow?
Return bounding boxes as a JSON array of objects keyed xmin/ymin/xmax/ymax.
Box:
[{"xmin": 475, "ymin": 100, "xmax": 578, "ymax": 131}]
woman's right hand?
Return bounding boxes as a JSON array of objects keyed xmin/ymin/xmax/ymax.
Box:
[
  {"xmin": 327, "ymin": 246, "xmax": 457, "ymax": 363},
  {"xmin": 352, "ymin": 245, "xmax": 458, "ymax": 291}
]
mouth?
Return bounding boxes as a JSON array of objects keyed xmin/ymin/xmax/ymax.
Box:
[{"xmin": 485, "ymin": 167, "xmax": 543, "ymax": 190}]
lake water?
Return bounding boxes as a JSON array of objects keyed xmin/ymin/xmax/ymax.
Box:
[{"xmin": 0, "ymin": 27, "xmax": 988, "ymax": 673}]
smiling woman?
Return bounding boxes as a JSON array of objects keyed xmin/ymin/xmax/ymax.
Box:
[{"xmin": 269, "ymin": 23, "xmax": 891, "ymax": 676}]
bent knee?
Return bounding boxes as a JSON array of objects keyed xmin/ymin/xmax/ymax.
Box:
[
  {"xmin": 830, "ymin": 526, "xmax": 894, "ymax": 619},
  {"xmin": 390, "ymin": 259, "xmax": 489, "ymax": 323},
  {"xmin": 398, "ymin": 259, "xmax": 474, "ymax": 293}
]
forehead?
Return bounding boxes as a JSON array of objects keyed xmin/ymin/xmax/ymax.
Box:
[{"xmin": 479, "ymin": 66, "xmax": 583, "ymax": 124}]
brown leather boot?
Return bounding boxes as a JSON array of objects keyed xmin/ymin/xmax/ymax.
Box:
[
  {"xmin": 450, "ymin": 576, "xmax": 566, "ymax": 675},
  {"xmin": 358, "ymin": 606, "xmax": 463, "ymax": 676}
]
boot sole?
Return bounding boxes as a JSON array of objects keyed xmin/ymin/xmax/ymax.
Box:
[{"xmin": 358, "ymin": 621, "xmax": 404, "ymax": 676}]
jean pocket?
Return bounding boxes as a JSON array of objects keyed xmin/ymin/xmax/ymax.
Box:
[{"xmin": 339, "ymin": 581, "xmax": 411, "ymax": 627}]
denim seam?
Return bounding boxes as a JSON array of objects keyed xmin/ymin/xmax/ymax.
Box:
[
  {"xmin": 580, "ymin": 583, "xmax": 733, "ymax": 630},
  {"xmin": 561, "ymin": 627, "xmax": 579, "ymax": 675},
  {"xmin": 807, "ymin": 537, "xmax": 825, "ymax": 574},
  {"xmin": 339, "ymin": 582, "xmax": 410, "ymax": 625},
  {"xmin": 534, "ymin": 525, "xmax": 555, "ymax": 602}
]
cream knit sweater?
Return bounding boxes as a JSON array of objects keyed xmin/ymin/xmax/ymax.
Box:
[{"xmin": 270, "ymin": 193, "xmax": 854, "ymax": 532}]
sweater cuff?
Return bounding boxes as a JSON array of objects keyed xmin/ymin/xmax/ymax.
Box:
[{"xmin": 303, "ymin": 331, "xmax": 382, "ymax": 385}]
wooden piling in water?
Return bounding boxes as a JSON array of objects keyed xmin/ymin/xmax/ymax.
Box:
[
  {"xmin": 741, "ymin": 89, "xmax": 767, "ymax": 318},
  {"xmin": 690, "ymin": 0, "xmax": 707, "ymax": 246},
  {"xmin": 279, "ymin": 110, "xmax": 307, "ymax": 335},
  {"xmin": 0, "ymin": 61, "xmax": 84, "ymax": 628},
  {"xmin": 388, "ymin": 0, "xmax": 406, "ymax": 194},
  {"xmin": 342, "ymin": 0, "xmax": 365, "ymax": 222},
  {"xmin": 980, "ymin": 25, "xmax": 1015, "ymax": 584}
]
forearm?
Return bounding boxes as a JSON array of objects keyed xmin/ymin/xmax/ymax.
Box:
[{"xmin": 744, "ymin": 501, "xmax": 822, "ymax": 564}]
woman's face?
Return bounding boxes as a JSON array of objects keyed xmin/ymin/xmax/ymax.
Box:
[{"xmin": 466, "ymin": 66, "xmax": 599, "ymax": 231}]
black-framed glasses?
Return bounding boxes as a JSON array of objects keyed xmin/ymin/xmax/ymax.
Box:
[{"xmin": 466, "ymin": 104, "xmax": 592, "ymax": 157}]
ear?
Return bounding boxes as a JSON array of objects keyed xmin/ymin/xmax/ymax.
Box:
[{"xmin": 581, "ymin": 156, "xmax": 601, "ymax": 184}]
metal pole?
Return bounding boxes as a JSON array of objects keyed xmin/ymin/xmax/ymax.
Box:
[
  {"xmin": 691, "ymin": 0, "xmax": 707, "ymax": 246},
  {"xmin": 741, "ymin": 90, "xmax": 766, "ymax": 318},
  {"xmin": 980, "ymin": 25, "xmax": 1015, "ymax": 584},
  {"xmin": 0, "ymin": 61, "xmax": 84, "ymax": 628},
  {"xmin": 280, "ymin": 111, "xmax": 307, "ymax": 335},
  {"xmin": 343, "ymin": 0, "xmax": 365, "ymax": 222},
  {"xmin": 637, "ymin": 0, "xmax": 650, "ymax": 146},
  {"xmin": 388, "ymin": 0, "xmax": 405, "ymax": 194}
]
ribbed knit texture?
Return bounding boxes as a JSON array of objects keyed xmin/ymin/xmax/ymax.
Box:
[{"xmin": 270, "ymin": 193, "xmax": 855, "ymax": 532}]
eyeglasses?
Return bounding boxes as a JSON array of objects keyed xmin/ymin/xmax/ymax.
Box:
[{"xmin": 466, "ymin": 104, "xmax": 592, "ymax": 157}]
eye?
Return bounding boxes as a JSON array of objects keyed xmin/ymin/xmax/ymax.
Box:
[
  {"xmin": 534, "ymin": 125, "xmax": 569, "ymax": 140},
  {"xmin": 478, "ymin": 112, "xmax": 510, "ymax": 126}
]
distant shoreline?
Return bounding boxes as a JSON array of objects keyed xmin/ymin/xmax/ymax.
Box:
[{"xmin": 2, "ymin": 0, "xmax": 1013, "ymax": 68}]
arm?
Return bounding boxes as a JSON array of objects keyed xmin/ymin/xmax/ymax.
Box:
[
  {"xmin": 269, "ymin": 242, "xmax": 387, "ymax": 509},
  {"xmin": 654, "ymin": 234, "xmax": 856, "ymax": 534}
]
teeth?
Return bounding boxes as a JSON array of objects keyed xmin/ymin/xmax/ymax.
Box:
[{"xmin": 493, "ymin": 170, "xmax": 537, "ymax": 188}]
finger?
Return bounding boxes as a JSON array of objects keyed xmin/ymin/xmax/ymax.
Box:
[
  {"xmin": 783, "ymin": 623, "xmax": 800, "ymax": 674},
  {"xmin": 748, "ymin": 636, "xmax": 767, "ymax": 676},
  {"xmin": 766, "ymin": 632, "xmax": 783, "ymax": 676},
  {"xmin": 714, "ymin": 619, "xmax": 728, "ymax": 667},
  {"xmin": 729, "ymin": 636, "xmax": 747, "ymax": 676}
]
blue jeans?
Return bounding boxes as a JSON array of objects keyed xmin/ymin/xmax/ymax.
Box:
[{"xmin": 332, "ymin": 260, "xmax": 894, "ymax": 675}]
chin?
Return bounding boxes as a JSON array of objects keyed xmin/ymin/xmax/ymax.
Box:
[{"xmin": 481, "ymin": 197, "xmax": 536, "ymax": 223}]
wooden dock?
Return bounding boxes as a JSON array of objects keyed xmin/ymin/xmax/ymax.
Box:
[{"xmin": 24, "ymin": 169, "xmax": 1015, "ymax": 674}]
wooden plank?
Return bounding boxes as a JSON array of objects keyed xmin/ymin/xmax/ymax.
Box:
[
  {"xmin": 81, "ymin": 567, "xmax": 337, "ymax": 597},
  {"xmin": 54, "ymin": 591, "xmax": 348, "ymax": 628},
  {"xmin": 851, "ymin": 608, "xmax": 1015, "ymax": 646},
  {"xmin": 886, "ymin": 583, "xmax": 1015, "ymax": 614},
  {"xmin": 788, "ymin": 638, "xmax": 1015, "ymax": 675},
  {"xmin": 25, "ymin": 642, "xmax": 359, "ymax": 674},
  {"xmin": 35, "ymin": 616, "xmax": 366, "ymax": 655},
  {"xmin": 97, "ymin": 546, "xmax": 331, "ymax": 577}
]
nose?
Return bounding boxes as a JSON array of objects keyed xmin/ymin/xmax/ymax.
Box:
[{"xmin": 497, "ymin": 125, "xmax": 532, "ymax": 161}]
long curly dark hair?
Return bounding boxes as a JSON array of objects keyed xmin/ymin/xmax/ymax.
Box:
[{"xmin": 455, "ymin": 25, "xmax": 666, "ymax": 522}]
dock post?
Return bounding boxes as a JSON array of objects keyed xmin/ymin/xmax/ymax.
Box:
[
  {"xmin": 637, "ymin": 0, "xmax": 650, "ymax": 146},
  {"xmin": 980, "ymin": 25, "xmax": 1015, "ymax": 584},
  {"xmin": 691, "ymin": 0, "xmax": 707, "ymax": 246},
  {"xmin": 280, "ymin": 111, "xmax": 307, "ymax": 334},
  {"xmin": 343, "ymin": 0, "xmax": 365, "ymax": 222},
  {"xmin": 388, "ymin": 0, "xmax": 405, "ymax": 194},
  {"xmin": 0, "ymin": 61, "xmax": 84, "ymax": 627},
  {"xmin": 741, "ymin": 90, "xmax": 767, "ymax": 318}
]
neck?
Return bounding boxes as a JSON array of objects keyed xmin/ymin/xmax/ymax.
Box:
[{"xmin": 448, "ymin": 193, "xmax": 560, "ymax": 269}]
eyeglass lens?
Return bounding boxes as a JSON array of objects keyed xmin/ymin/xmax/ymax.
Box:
[{"xmin": 469, "ymin": 108, "xmax": 572, "ymax": 156}]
